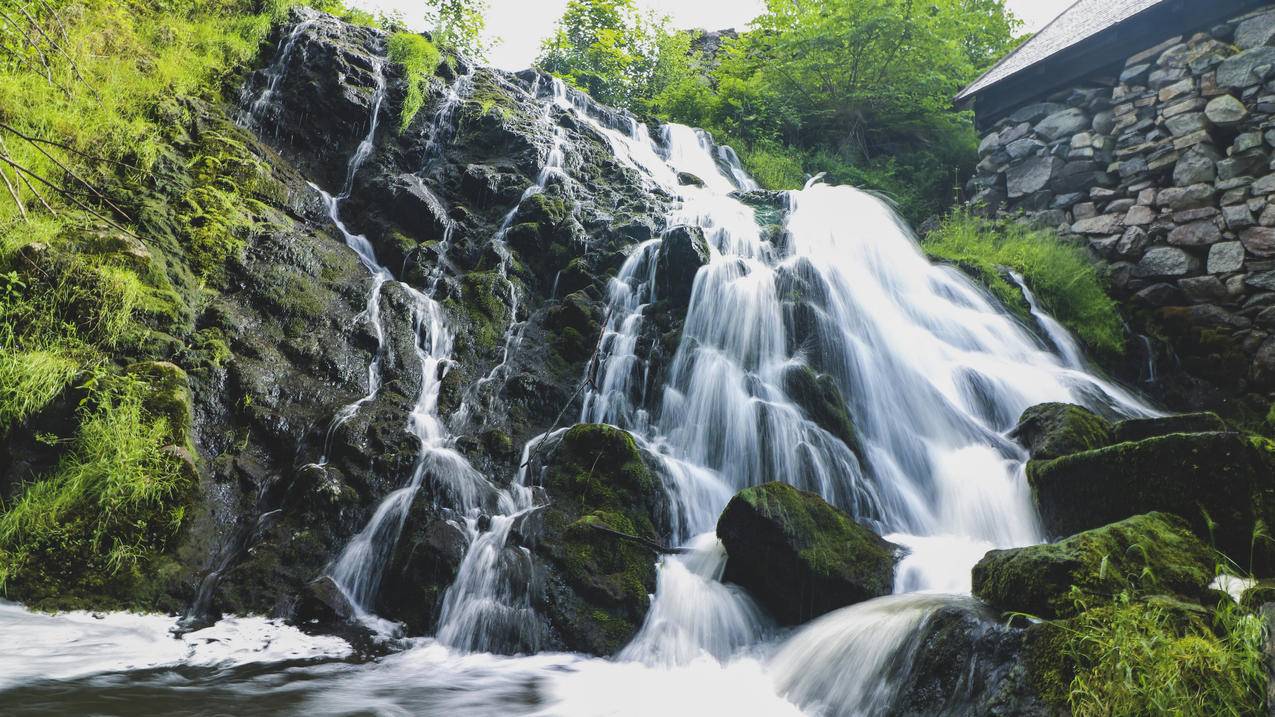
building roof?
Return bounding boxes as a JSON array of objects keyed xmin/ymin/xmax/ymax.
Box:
[{"xmin": 956, "ymin": 0, "xmax": 1163, "ymax": 103}]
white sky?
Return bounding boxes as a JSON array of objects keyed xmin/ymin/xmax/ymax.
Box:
[{"xmin": 350, "ymin": 0, "xmax": 1078, "ymax": 71}]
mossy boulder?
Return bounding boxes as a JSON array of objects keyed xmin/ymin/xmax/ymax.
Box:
[
  {"xmin": 528, "ymin": 423, "xmax": 669, "ymax": 655},
  {"xmin": 972, "ymin": 512, "xmax": 1215, "ymax": 619},
  {"xmin": 716, "ymin": 482, "xmax": 898, "ymax": 625},
  {"xmin": 1009, "ymin": 403, "xmax": 1112, "ymax": 460},
  {"xmin": 1028, "ymin": 432, "xmax": 1275, "ymax": 571},
  {"xmin": 782, "ymin": 364, "xmax": 860, "ymax": 455},
  {"xmin": 1109, "ymin": 412, "xmax": 1227, "ymax": 443}
]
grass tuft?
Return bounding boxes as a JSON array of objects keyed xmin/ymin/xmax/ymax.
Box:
[
  {"xmin": 388, "ymin": 32, "xmax": 441, "ymax": 133},
  {"xmin": 921, "ymin": 211, "xmax": 1126, "ymax": 357}
]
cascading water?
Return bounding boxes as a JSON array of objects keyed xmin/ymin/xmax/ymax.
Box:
[{"xmin": 3, "ymin": 28, "xmax": 1172, "ymax": 716}]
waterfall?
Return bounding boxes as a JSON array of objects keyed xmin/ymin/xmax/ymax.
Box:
[
  {"xmin": 308, "ymin": 50, "xmax": 498, "ymax": 620},
  {"xmin": 239, "ymin": 14, "xmax": 317, "ymax": 132}
]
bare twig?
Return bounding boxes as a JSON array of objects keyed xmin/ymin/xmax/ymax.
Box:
[
  {"xmin": 2, "ymin": 156, "xmax": 139, "ymax": 238},
  {"xmin": 0, "ymin": 164, "xmax": 27, "ymax": 221},
  {"xmin": 588, "ymin": 523, "xmax": 689, "ymax": 555}
]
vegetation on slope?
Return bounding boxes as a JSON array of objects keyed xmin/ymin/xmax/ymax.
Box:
[
  {"xmin": 388, "ymin": 32, "xmax": 442, "ymax": 132},
  {"xmin": 0, "ymin": 0, "xmax": 327, "ymax": 608},
  {"xmin": 921, "ymin": 212, "xmax": 1127, "ymax": 357},
  {"xmin": 535, "ymin": 0, "xmax": 1022, "ymax": 222}
]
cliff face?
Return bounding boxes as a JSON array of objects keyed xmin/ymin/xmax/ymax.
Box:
[
  {"xmin": 966, "ymin": 5, "xmax": 1275, "ymax": 423},
  {"xmin": 165, "ymin": 8, "xmax": 693, "ymax": 646}
]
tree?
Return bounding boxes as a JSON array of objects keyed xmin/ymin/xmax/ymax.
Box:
[
  {"xmin": 425, "ymin": 0, "xmax": 493, "ymax": 60},
  {"xmin": 535, "ymin": 0, "xmax": 663, "ymax": 109}
]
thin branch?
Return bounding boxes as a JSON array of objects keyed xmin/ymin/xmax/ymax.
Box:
[
  {"xmin": 588, "ymin": 523, "xmax": 689, "ymax": 555},
  {"xmin": 14, "ymin": 166, "xmax": 54, "ymax": 215},
  {"xmin": 12, "ymin": 3, "xmax": 97, "ymax": 97},
  {"xmin": 0, "ymin": 164, "xmax": 27, "ymax": 222},
  {"xmin": 0, "ymin": 121, "xmax": 145, "ymax": 172},
  {"xmin": 2, "ymin": 156, "xmax": 139, "ymax": 239},
  {"xmin": 14, "ymin": 128, "xmax": 133, "ymax": 222}
]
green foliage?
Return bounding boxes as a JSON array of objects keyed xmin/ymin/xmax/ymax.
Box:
[
  {"xmin": 0, "ymin": 370, "xmax": 192, "ymax": 607},
  {"xmin": 537, "ymin": 0, "xmax": 1022, "ymax": 221},
  {"xmin": 388, "ymin": 32, "xmax": 441, "ymax": 132},
  {"xmin": 535, "ymin": 0, "xmax": 664, "ymax": 109},
  {"xmin": 922, "ymin": 211, "xmax": 1126, "ymax": 356},
  {"xmin": 1061, "ymin": 589, "xmax": 1266, "ymax": 716},
  {"xmin": 424, "ymin": 0, "xmax": 492, "ymax": 60}
]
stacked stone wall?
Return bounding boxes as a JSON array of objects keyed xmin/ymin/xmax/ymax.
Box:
[{"xmin": 968, "ymin": 6, "xmax": 1275, "ymax": 401}]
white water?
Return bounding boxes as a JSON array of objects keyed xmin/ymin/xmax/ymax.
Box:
[{"xmin": 0, "ymin": 33, "xmax": 1166, "ymax": 717}]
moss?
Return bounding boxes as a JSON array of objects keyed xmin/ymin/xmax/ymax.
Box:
[
  {"xmin": 922, "ymin": 211, "xmax": 1126, "ymax": 357},
  {"xmin": 1028, "ymin": 431, "xmax": 1275, "ymax": 571},
  {"xmin": 454, "ymin": 271, "xmax": 511, "ymax": 354},
  {"xmin": 1012, "ymin": 402, "xmax": 1112, "ymax": 460},
  {"xmin": 972, "ymin": 512, "xmax": 1215, "ymax": 619}
]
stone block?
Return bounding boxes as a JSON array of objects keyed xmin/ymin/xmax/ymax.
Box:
[
  {"xmin": 1157, "ymin": 183, "xmax": 1215, "ymax": 209},
  {"xmin": 1174, "ymin": 147, "xmax": 1220, "ymax": 185},
  {"xmin": 1179, "ymin": 275, "xmax": 1230, "ymax": 302},
  {"xmin": 1235, "ymin": 9, "xmax": 1275, "ymax": 50},
  {"xmin": 1073, "ymin": 213, "xmax": 1125, "ymax": 235},
  {"xmin": 1116, "ymin": 226, "xmax": 1150, "ymax": 257},
  {"xmin": 1124, "ymin": 205, "xmax": 1156, "ymax": 226},
  {"xmin": 1205, "ymin": 94, "xmax": 1250, "ymax": 126},
  {"xmin": 1218, "ymin": 47, "xmax": 1275, "ymax": 88},
  {"xmin": 1036, "ymin": 108, "xmax": 1091, "ymax": 141},
  {"xmin": 1006, "ymin": 156, "xmax": 1063, "ymax": 199},
  {"xmin": 1168, "ymin": 219, "xmax": 1223, "ymax": 246},
  {"xmin": 1242, "ymin": 226, "xmax": 1275, "ymax": 256},
  {"xmin": 1165, "ymin": 112, "xmax": 1210, "ymax": 137},
  {"xmin": 1209, "ymin": 241, "xmax": 1247, "ymax": 273},
  {"xmin": 1224, "ymin": 204, "xmax": 1256, "ymax": 230},
  {"xmin": 1134, "ymin": 246, "xmax": 1202, "ymax": 277}
]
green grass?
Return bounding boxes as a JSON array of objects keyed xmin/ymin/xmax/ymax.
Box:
[
  {"xmin": 0, "ymin": 349, "xmax": 80, "ymax": 428},
  {"xmin": 922, "ymin": 211, "xmax": 1126, "ymax": 357},
  {"xmin": 388, "ymin": 32, "xmax": 441, "ymax": 133},
  {"xmin": 0, "ymin": 371, "xmax": 191, "ymax": 606},
  {"xmin": 1060, "ymin": 588, "xmax": 1266, "ymax": 717}
]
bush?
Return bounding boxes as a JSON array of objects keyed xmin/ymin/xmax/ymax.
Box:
[
  {"xmin": 922, "ymin": 212, "xmax": 1126, "ymax": 357},
  {"xmin": 388, "ymin": 32, "xmax": 441, "ymax": 132}
]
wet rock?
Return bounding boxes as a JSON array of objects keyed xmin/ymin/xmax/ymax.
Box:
[
  {"xmin": 527, "ymin": 424, "xmax": 670, "ymax": 655},
  {"xmin": 1027, "ymin": 431, "xmax": 1275, "ymax": 570},
  {"xmin": 717, "ymin": 482, "xmax": 898, "ymax": 626},
  {"xmin": 782, "ymin": 365, "xmax": 861, "ymax": 455},
  {"xmin": 973, "ymin": 512, "xmax": 1214, "ymax": 619},
  {"xmin": 1110, "ymin": 411, "xmax": 1227, "ymax": 442},
  {"xmin": 655, "ymin": 225, "xmax": 710, "ymax": 309},
  {"xmin": 1009, "ymin": 403, "xmax": 1112, "ymax": 460}
]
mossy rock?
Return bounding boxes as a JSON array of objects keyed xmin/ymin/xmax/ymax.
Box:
[
  {"xmin": 126, "ymin": 361, "xmax": 193, "ymax": 446},
  {"xmin": 1009, "ymin": 403, "xmax": 1112, "ymax": 460},
  {"xmin": 654, "ymin": 225, "xmax": 709, "ymax": 309},
  {"xmin": 782, "ymin": 364, "xmax": 861, "ymax": 456},
  {"xmin": 716, "ymin": 481, "xmax": 898, "ymax": 625},
  {"xmin": 533, "ymin": 423, "xmax": 667, "ymax": 655},
  {"xmin": 972, "ymin": 512, "xmax": 1215, "ymax": 619},
  {"xmin": 1110, "ymin": 412, "xmax": 1227, "ymax": 443},
  {"xmin": 1028, "ymin": 431, "xmax": 1275, "ymax": 572}
]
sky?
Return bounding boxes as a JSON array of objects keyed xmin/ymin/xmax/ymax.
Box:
[{"xmin": 350, "ymin": 0, "xmax": 1079, "ymax": 71}]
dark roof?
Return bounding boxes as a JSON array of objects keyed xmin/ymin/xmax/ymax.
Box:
[
  {"xmin": 956, "ymin": 0, "xmax": 1269, "ymax": 127},
  {"xmin": 957, "ymin": 0, "xmax": 1162, "ymax": 102}
]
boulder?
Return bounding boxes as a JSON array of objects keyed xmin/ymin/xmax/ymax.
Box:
[
  {"xmin": 1027, "ymin": 431, "xmax": 1275, "ymax": 570},
  {"xmin": 529, "ymin": 423, "xmax": 671, "ymax": 655},
  {"xmin": 1241, "ymin": 227, "xmax": 1275, "ymax": 257},
  {"xmin": 1235, "ymin": 10, "xmax": 1275, "ymax": 50},
  {"xmin": 1133, "ymin": 246, "xmax": 1200, "ymax": 278},
  {"xmin": 1217, "ymin": 47, "xmax": 1275, "ymax": 88},
  {"xmin": 782, "ymin": 365, "xmax": 860, "ymax": 455},
  {"xmin": 717, "ymin": 482, "xmax": 898, "ymax": 625},
  {"xmin": 1204, "ymin": 94, "xmax": 1249, "ymax": 126},
  {"xmin": 1208, "ymin": 241, "xmax": 1246, "ymax": 273},
  {"xmin": 973, "ymin": 512, "xmax": 1214, "ymax": 619},
  {"xmin": 1007, "ymin": 156, "xmax": 1062, "ymax": 199},
  {"xmin": 1034, "ymin": 108, "xmax": 1090, "ymax": 141},
  {"xmin": 1167, "ymin": 219, "xmax": 1222, "ymax": 247},
  {"xmin": 655, "ymin": 225, "xmax": 710, "ymax": 308},
  {"xmin": 1009, "ymin": 403, "xmax": 1112, "ymax": 460},
  {"xmin": 1110, "ymin": 412, "xmax": 1227, "ymax": 442}
]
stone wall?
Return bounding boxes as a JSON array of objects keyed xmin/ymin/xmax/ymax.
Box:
[{"xmin": 968, "ymin": 5, "xmax": 1275, "ymax": 407}]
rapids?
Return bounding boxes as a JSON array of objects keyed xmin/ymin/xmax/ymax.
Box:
[{"xmin": 1, "ymin": 28, "xmax": 1160, "ymax": 717}]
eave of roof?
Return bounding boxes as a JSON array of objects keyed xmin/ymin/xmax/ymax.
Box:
[{"xmin": 956, "ymin": 0, "xmax": 1163, "ymax": 104}]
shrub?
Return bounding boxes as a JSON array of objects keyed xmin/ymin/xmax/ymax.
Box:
[
  {"xmin": 388, "ymin": 32, "xmax": 441, "ymax": 133},
  {"xmin": 922, "ymin": 212, "xmax": 1126, "ymax": 357}
]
